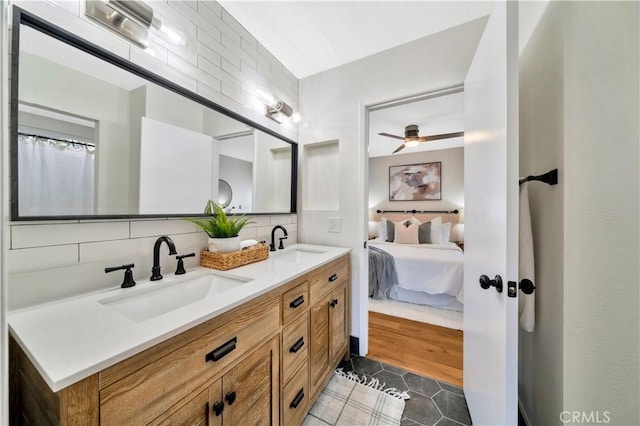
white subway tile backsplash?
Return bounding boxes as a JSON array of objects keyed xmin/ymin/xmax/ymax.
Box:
[
  {"xmin": 168, "ymin": 51, "xmax": 222, "ymax": 89},
  {"xmin": 15, "ymin": 0, "xmax": 130, "ymax": 60},
  {"xmin": 130, "ymin": 219, "xmax": 198, "ymax": 238},
  {"xmin": 270, "ymin": 215, "xmax": 294, "ymax": 225},
  {"xmin": 198, "ymin": 42, "xmax": 222, "ymax": 68},
  {"xmin": 130, "ymin": 47, "xmax": 198, "ymax": 92},
  {"xmin": 220, "ymin": 9, "xmax": 256, "ymax": 46},
  {"xmin": 220, "ymin": 33, "xmax": 257, "ymax": 71},
  {"xmin": 11, "ymin": 222, "xmax": 130, "ymax": 249},
  {"xmin": 8, "ymin": 245, "xmax": 78, "ymax": 274},
  {"xmin": 199, "ymin": 0, "xmax": 222, "ymax": 19},
  {"xmin": 239, "ymin": 226, "xmax": 257, "ymax": 240},
  {"xmin": 250, "ymin": 216, "xmax": 272, "ymax": 227}
]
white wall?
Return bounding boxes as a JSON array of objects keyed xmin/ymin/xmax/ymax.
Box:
[
  {"xmin": 369, "ymin": 148, "xmax": 464, "ymax": 214},
  {"xmin": 519, "ymin": 2, "xmax": 639, "ymax": 424},
  {"xmin": 298, "ymin": 17, "xmax": 487, "ymax": 347},
  {"xmin": 219, "ymin": 154, "xmax": 253, "ymax": 211},
  {"xmin": 518, "ymin": 2, "xmax": 565, "ymax": 423},
  {"xmin": 562, "ymin": 2, "xmax": 639, "ymax": 423}
]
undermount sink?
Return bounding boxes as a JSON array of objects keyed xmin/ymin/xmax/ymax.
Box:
[
  {"xmin": 99, "ymin": 272, "xmax": 253, "ymax": 322},
  {"xmin": 274, "ymin": 248, "xmax": 327, "ymax": 264}
]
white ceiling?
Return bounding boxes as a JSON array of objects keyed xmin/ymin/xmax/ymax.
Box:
[
  {"xmin": 220, "ymin": 1, "xmax": 494, "ymax": 79},
  {"xmin": 368, "ymin": 91, "xmax": 464, "ymax": 158}
]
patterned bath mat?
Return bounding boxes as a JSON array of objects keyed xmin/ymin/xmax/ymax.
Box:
[{"xmin": 303, "ymin": 370, "xmax": 409, "ymax": 426}]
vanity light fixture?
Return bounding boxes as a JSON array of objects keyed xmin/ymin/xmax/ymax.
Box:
[
  {"xmin": 257, "ymin": 89, "xmax": 301, "ymax": 124},
  {"xmin": 85, "ymin": 0, "xmax": 186, "ymax": 49}
]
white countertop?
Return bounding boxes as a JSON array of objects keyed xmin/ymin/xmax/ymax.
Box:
[{"xmin": 8, "ymin": 244, "xmax": 351, "ymax": 392}]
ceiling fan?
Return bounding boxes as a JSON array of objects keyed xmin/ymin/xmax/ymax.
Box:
[{"xmin": 379, "ymin": 124, "xmax": 464, "ymax": 153}]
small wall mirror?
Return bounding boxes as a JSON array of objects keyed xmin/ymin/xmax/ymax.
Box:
[
  {"xmin": 218, "ymin": 180, "xmax": 233, "ymax": 208},
  {"xmin": 11, "ymin": 8, "xmax": 297, "ymax": 220}
]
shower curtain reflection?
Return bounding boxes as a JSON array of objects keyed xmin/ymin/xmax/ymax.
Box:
[{"xmin": 18, "ymin": 134, "xmax": 95, "ymax": 216}]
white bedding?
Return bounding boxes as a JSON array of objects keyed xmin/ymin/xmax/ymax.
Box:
[{"xmin": 368, "ymin": 239, "xmax": 464, "ymax": 304}]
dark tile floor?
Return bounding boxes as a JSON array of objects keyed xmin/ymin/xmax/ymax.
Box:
[{"xmin": 338, "ymin": 356, "xmax": 472, "ymax": 426}]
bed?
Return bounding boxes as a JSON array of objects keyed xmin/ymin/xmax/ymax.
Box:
[{"xmin": 368, "ymin": 214, "xmax": 464, "ymax": 311}]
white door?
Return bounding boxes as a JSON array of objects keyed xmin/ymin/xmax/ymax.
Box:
[{"xmin": 463, "ymin": 1, "xmax": 519, "ymax": 425}]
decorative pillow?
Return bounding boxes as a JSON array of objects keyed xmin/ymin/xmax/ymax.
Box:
[
  {"xmin": 386, "ymin": 219, "xmax": 411, "ymax": 242},
  {"xmin": 418, "ymin": 222, "xmax": 432, "ymax": 244},
  {"xmin": 394, "ymin": 222, "xmax": 419, "ymax": 244},
  {"xmin": 409, "ymin": 215, "xmax": 421, "ymax": 226},
  {"xmin": 440, "ymin": 222, "xmax": 452, "ymax": 242},
  {"xmin": 430, "ymin": 216, "xmax": 443, "ymax": 244}
]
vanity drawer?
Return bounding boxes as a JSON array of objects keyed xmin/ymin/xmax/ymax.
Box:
[
  {"xmin": 282, "ymin": 362, "xmax": 309, "ymax": 426},
  {"xmin": 282, "ymin": 311, "xmax": 309, "ymax": 384},
  {"xmin": 310, "ymin": 257, "xmax": 349, "ymax": 303},
  {"xmin": 282, "ymin": 281, "xmax": 309, "ymax": 325},
  {"xmin": 100, "ymin": 300, "xmax": 280, "ymax": 425}
]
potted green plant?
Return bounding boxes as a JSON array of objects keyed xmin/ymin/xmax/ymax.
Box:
[{"xmin": 186, "ymin": 200, "xmax": 254, "ymax": 253}]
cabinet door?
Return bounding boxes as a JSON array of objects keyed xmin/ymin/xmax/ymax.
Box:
[
  {"xmin": 222, "ymin": 336, "xmax": 279, "ymax": 426},
  {"xmin": 329, "ymin": 283, "xmax": 347, "ymax": 362},
  {"xmin": 150, "ymin": 379, "xmax": 222, "ymax": 426},
  {"xmin": 309, "ymin": 297, "xmax": 330, "ymax": 396}
]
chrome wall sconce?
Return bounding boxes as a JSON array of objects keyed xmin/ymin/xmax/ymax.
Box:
[
  {"xmin": 257, "ymin": 89, "xmax": 301, "ymax": 124},
  {"xmin": 85, "ymin": 0, "xmax": 185, "ymax": 49}
]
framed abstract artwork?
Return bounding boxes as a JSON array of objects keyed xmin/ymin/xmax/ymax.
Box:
[{"xmin": 389, "ymin": 162, "xmax": 442, "ymax": 201}]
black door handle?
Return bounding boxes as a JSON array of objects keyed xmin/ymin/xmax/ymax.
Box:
[
  {"xmin": 519, "ymin": 278, "xmax": 536, "ymax": 294},
  {"xmin": 328, "ymin": 273, "xmax": 338, "ymax": 282},
  {"xmin": 225, "ymin": 391, "xmax": 236, "ymax": 405},
  {"xmin": 479, "ymin": 274, "xmax": 503, "ymax": 293}
]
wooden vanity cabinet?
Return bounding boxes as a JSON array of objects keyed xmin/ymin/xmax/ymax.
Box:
[
  {"xmin": 309, "ymin": 258, "xmax": 350, "ymax": 399},
  {"xmin": 10, "ymin": 254, "xmax": 350, "ymax": 426}
]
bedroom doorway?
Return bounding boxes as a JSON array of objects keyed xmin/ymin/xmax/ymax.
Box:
[{"xmin": 364, "ymin": 85, "xmax": 466, "ymax": 386}]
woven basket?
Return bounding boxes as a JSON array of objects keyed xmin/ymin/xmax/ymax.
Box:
[{"xmin": 200, "ymin": 243, "xmax": 269, "ymax": 271}]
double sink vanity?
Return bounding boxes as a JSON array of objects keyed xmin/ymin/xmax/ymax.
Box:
[{"xmin": 9, "ymin": 244, "xmax": 351, "ymax": 425}]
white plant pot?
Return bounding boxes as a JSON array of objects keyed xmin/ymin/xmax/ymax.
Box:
[{"xmin": 208, "ymin": 236, "xmax": 241, "ymax": 253}]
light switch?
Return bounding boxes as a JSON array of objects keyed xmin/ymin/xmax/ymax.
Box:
[{"xmin": 328, "ymin": 217, "xmax": 341, "ymax": 233}]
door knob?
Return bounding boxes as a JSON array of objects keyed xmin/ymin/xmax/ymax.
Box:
[
  {"xmin": 519, "ymin": 278, "xmax": 536, "ymax": 294},
  {"xmin": 479, "ymin": 274, "xmax": 503, "ymax": 293}
]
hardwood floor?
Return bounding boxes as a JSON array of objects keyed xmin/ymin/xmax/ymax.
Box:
[{"xmin": 368, "ymin": 311, "xmax": 463, "ymax": 387}]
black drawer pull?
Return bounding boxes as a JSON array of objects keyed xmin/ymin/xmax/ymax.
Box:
[
  {"xmin": 290, "ymin": 337, "xmax": 305, "ymax": 353},
  {"xmin": 205, "ymin": 337, "xmax": 237, "ymax": 362},
  {"xmin": 213, "ymin": 401, "xmax": 224, "ymax": 416},
  {"xmin": 225, "ymin": 391, "xmax": 236, "ymax": 405},
  {"xmin": 289, "ymin": 295, "xmax": 304, "ymax": 309},
  {"xmin": 290, "ymin": 389, "xmax": 305, "ymax": 409},
  {"xmin": 328, "ymin": 273, "xmax": 338, "ymax": 282},
  {"xmin": 333, "ymin": 298, "xmax": 339, "ymax": 306}
]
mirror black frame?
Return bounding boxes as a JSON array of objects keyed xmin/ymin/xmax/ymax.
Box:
[{"xmin": 10, "ymin": 7, "xmax": 298, "ymax": 221}]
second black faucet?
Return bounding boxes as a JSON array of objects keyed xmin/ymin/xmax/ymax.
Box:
[{"xmin": 270, "ymin": 225, "xmax": 288, "ymax": 252}]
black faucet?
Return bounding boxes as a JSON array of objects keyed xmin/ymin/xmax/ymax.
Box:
[
  {"xmin": 150, "ymin": 236, "xmax": 177, "ymax": 281},
  {"xmin": 270, "ymin": 225, "xmax": 288, "ymax": 251}
]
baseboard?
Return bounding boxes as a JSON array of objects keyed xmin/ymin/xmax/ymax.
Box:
[{"xmin": 349, "ymin": 335, "xmax": 359, "ymax": 355}]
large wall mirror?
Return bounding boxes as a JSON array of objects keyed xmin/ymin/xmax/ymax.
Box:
[{"xmin": 11, "ymin": 8, "xmax": 297, "ymax": 220}]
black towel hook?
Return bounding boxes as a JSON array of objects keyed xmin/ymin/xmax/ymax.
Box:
[{"xmin": 519, "ymin": 168, "xmax": 558, "ymax": 186}]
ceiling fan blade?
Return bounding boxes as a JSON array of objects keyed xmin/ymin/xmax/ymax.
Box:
[
  {"xmin": 392, "ymin": 143, "xmax": 406, "ymax": 154},
  {"xmin": 379, "ymin": 132, "xmax": 405, "ymax": 140},
  {"xmin": 417, "ymin": 131, "xmax": 465, "ymax": 142}
]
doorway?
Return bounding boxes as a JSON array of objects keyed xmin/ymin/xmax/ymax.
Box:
[{"xmin": 362, "ymin": 85, "xmax": 466, "ymax": 386}]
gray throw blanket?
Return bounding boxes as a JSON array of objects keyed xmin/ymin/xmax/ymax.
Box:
[{"xmin": 369, "ymin": 246, "xmax": 398, "ymax": 300}]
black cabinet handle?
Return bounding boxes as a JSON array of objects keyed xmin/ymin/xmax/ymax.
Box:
[
  {"xmin": 205, "ymin": 337, "xmax": 237, "ymax": 362},
  {"xmin": 328, "ymin": 273, "xmax": 338, "ymax": 282},
  {"xmin": 290, "ymin": 389, "xmax": 305, "ymax": 409},
  {"xmin": 290, "ymin": 337, "xmax": 305, "ymax": 353},
  {"xmin": 213, "ymin": 401, "xmax": 224, "ymax": 416},
  {"xmin": 333, "ymin": 298, "xmax": 339, "ymax": 306},
  {"xmin": 329, "ymin": 300, "xmax": 335, "ymax": 308},
  {"xmin": 225, "ymin": 391, "xmax": 236, "ymax": 406},
  {"xmin": 289, "ymin": 295, "xmax": 304, "ymax": 309}
]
